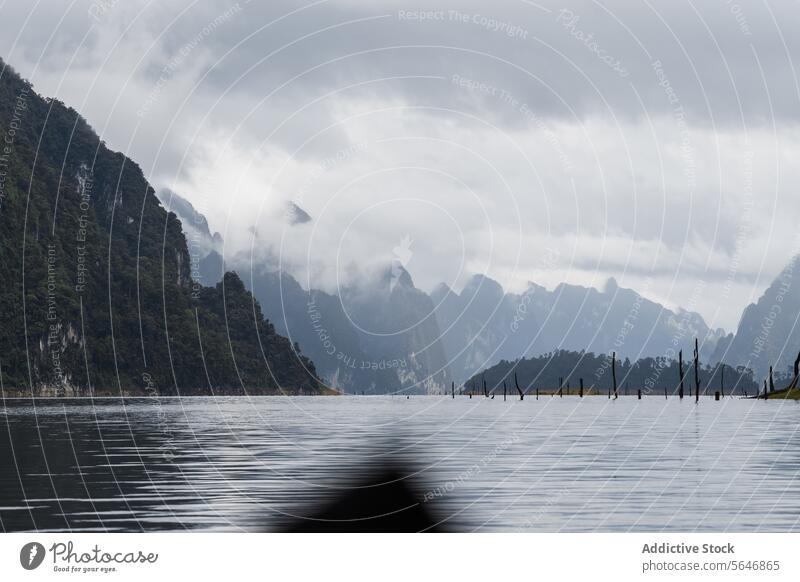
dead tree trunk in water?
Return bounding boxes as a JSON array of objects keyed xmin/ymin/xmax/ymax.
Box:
[
  {"xmin": 786, "ymin": 351, "xmax": 800, "ymax": 393},
  {"xmin": 612, "ymin": 352, "xmax": 618, "ymax": 399},
  {"xmin": 678, "ymin": 350, "xmax": 685, "ymax": 399},
  {"xmin": 694, "ymin": 339, "xmax": 700, "ymax": 403},
  {"xmin": 503, "ymin": 381, "xmax": 507, "ymax": 402},
  {"xmin": 783, "ymin": 350, "xmax": 800, "ymax": 395},
  {"xmin": 559, "ymin": 377, "xmax": 563, "ymax": 398},
  {"xmin": 451, "ymin": 381, "xmax": 455, "ymax": 399},
  {"xmin": 769, "ymin": 366, "xmax": 775, "ymax": 394},
  {"xmin": 483, "ymin": 376, "xmax": 488, "ymax": 398},
  {"xmin": 793, "ymin": 351, "xmax": 800, "ymax": 389},
  {"xmin": 514, "ymin": 373, "xmax": 524, "ymax": 400},
  {"xmin": 764, "ymin": 380, "xmax": 769, "ymax": 400},
  {"xmin": 579, "ymin": 378, "xmax": 584, "ymax": 398}
]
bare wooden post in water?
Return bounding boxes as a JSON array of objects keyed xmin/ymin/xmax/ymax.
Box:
[
  {"xmin": 483, "ymin": 376, "xmax": 488, "ymax": 398},
  {"xmin": 791, "ymin": 351, "xmax": 800, "ymax": 391},
  {"xmin": 514, "ymin": 372, "xmax": 524, "ymax": 400},
  {"xmin": 452, "ymin": 381, "xmax": 455, "ymax": 399},
  {"xmin": 559, "ymin": 377, "xmax": 563, "ymax": 398},
  {"xmin": 678, "ymin": 350, "xmax": 685, "ymax": 399},
  {"xmin": 769, "ymin": 366, "xmax": 775, "ymax": 394},
  {"xmin": 579, "ymin": 378, "xmax": 584, "ymax": 398},
  {"xmin": 638, "ymin": 389, "xmax": 642, "ymax": 400},
  {"xmin": 503, "ymin": 381, "xmax": 507, "ymax": 402},
  {"xmin": 694, "ymin": 339, "xmax": 700, "ymax": 403},
  {"xmin": 612, "ymin": 352, "xmax": 618, "ymax": 399},
  {"xmin": 786, "ymin": 350, "xmax": 800, "ymax": 392}
]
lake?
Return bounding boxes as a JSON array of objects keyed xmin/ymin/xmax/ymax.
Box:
[{"xmin": 1, "ymin": 396, "xmax": 799, "ymax": 532}]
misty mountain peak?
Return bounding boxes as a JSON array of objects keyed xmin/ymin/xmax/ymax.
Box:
[
  {"xmin": 157, "ymin": 188, "xmax": 222, "ymax": 252},
  {"xmin": 386, "ymin": 262, "xmax": 415, "ymax": 290},
  {"xmin": 158, "ymin": 189, "xmax": 210, "ymax": 232},
  {"xmin": 431, "ymin": 282, "xmax": 454, "ymax": 302},
  {"xmin": 523, "ymin": 280, "xmax": 546, "ymax": 294},
  {"xmin": 604, "ymin": 277, "xmax": 619, "ymax": 293},
  {"xmin": 461, "ymin": 273, "xmax": 504, "ymax": 302},
  {"xmin": 286, "ymin": 201, "xmax": 312, "ymax": 225}
]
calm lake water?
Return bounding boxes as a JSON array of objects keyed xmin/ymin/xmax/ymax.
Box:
[{"xmin": 1, "ymin": 396, "xmax": 799, "ymax": 532}]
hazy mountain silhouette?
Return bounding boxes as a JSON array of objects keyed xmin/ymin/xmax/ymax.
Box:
[
  {"xmin": 338, "ymin": 265, "xmax": 452, "ymax": 394},
  {"xmin": 245, "ymin": 267, "xmax": 402, "ymax": 393},
  {"xmin": 712, "ymin": 255, "xmax": 800, "ymax": 380},
  {"xmin": 285, "ymin": 201, "xmax": 312, "ymax": 225},
  {"xmin": 433, "ymin": 275, "xmax": 725, "ymax": 383},
  {"xmin": 164, "ymin": 198, "xmax": 728, "ymax": 392},
  {"xmin": 160, "ymin": 192, "xmax": 447, "ymax": 393}
]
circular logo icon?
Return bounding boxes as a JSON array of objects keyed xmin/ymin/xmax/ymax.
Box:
[{"xmin": 20, "ymin": 542, "xmax": 46, "ymax": 570}]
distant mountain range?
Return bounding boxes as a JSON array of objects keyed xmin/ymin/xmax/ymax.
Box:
[
  {"xmin": 431, "ymin": 274, "xmax": 725, "ymax": 384},
  {"xmin": 166, "ymin": 191, "xmax": 800, "ymax": 394}
]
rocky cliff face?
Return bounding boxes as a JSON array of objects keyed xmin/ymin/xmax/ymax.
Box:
[
  {"xmin": 244, "ymin": 267, "xmax": 402, "ymax": 393},
  {"xmin": 339, "ymin": 266, "xmax": 452, "ymax": 394},
  {"xmin": 0, "ymin": 59, "xmax": 321, "ymax": 395},
  {"xmin": 157, "ymin": 188, "xmax": 225, "ymax": 286},
  {"xmin": 712, "ymin": 256, "xmax": 800, "ymax": 381}
]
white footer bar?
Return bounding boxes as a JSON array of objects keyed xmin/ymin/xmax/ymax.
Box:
[{"xmin": 1, "ymin": 533, "xmax": 797, "ymax": 581}]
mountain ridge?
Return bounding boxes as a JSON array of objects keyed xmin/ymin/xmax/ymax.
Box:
[{"xmin": 166, "ymin": 184, "xmax": 732, "ymax": 391}]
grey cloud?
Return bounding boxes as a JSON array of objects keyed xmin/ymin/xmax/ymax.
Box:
[
  {"xmin": 3, "ymin": 0, "xmax": 800, "ymax": 331},
  {"xmin": 174, "ymin": 0, "xmax": 800, "ymax": 126}
]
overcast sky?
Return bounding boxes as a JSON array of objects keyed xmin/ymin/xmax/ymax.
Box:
[{"xmin": 3, "ymin": 0, "xmax": 800, "ymax": 331}]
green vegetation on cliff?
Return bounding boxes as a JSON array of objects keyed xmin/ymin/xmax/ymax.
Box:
[{"xmin": 0, "ymin": 59, "xmax": 321, "ymax": 395}]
